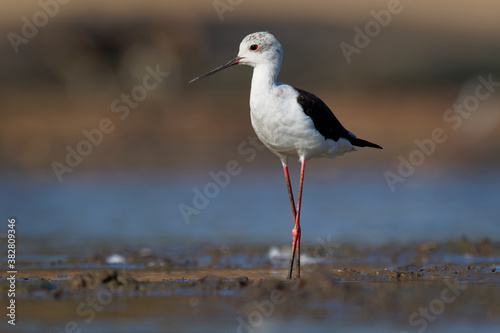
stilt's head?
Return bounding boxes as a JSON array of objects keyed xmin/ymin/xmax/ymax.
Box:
[
  {"xmin": 189, "ymin": 32, "xmax": 282, "ymax": 83},
  {"xmin": 237, "ymin": 32, "xmax": 282, "ymax": 68}
]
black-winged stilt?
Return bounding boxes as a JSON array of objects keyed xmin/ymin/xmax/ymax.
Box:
[{"xmin": 190, "ymin": 32, "xmax": 382, "ymax": 279}]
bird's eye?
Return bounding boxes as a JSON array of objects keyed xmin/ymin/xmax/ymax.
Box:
[{"xmin": 250, "ymin": 44, "xmax": 258, "ymax": 51}]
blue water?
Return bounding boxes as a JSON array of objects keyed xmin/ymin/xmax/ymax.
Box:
[{"xmin": 1, "ymin": 166, "xmax": 499, "ymax": 257}]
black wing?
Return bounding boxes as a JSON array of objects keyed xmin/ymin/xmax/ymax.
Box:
[{"xmin": 295, "ymin": 88, "xmax": 382, "ymax": 149}]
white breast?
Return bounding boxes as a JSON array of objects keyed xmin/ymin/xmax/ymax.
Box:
[{"xmin": 250, "ymin": 84, "xmax": 355, "ymax": 160}]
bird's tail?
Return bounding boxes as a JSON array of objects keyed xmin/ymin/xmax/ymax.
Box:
[{"xmin": 350, "ymin": 137, "xmax": 382, "ymax": 149}]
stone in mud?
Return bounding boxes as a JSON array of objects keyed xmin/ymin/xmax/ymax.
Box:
[
  {"xmin": 70, "ymin": 269, "xmax": 139, "ymax": 291},
  {"xmin": 198, "ymin": 275, "xmax": 252, "ymax": 291}
]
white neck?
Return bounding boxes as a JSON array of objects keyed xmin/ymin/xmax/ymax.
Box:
[{"xmin": 250, "ymin": 62, "xmax": 280, "ymax": 98}]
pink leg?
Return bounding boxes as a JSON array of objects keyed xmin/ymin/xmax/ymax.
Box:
[
  {"xmin": 282, "ymin": 161, "xmax": 297, "ymax": 279},
  {"xmin": 293, "ymin": 158, "xmax": 305, "ymax": 279},
  {"xmin": 284, "ymin": 159, "xmax": 306, "ymax": 279},
  {"xmin": 282, "ymin": 161, "xmax": 297, "ymax": 218}
]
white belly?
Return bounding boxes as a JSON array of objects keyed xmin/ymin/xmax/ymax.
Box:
[{"xmin": 250, "ymin": 85, "xmax": 355, "ymax": 160}]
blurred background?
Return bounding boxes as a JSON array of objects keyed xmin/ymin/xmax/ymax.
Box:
[{"xmin": 1, "ymin": 0, "xmax": 499, "ymax": 257}]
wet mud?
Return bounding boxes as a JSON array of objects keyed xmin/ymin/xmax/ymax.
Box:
[{"xmin": 1, "ymin": 238, "xmax": 500, "ymax": 332}]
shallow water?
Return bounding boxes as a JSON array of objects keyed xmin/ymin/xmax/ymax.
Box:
[
  {"xmin": 2, "ymin": 264, "xmax": 500, "ymax": 333},
  {"xmin": 5, "ymin": 317, "xmax": 500, "ymax": 333},
  {"xmin": 1, "ymin": 168, "xmax": 500, "ymax": 332},
  {"xmin": 2, "ymin": 168, "xmax": 499, "ymax": 257}
]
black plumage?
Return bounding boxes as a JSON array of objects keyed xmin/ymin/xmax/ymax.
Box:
[{"xmin": 295, "ymin": 88, "xmax": 382, "ymax": 149}]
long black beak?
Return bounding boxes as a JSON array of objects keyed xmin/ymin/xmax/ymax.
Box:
[{"xmin": 189, "ymin": 56, "xmax": 244, "ymax": 83}]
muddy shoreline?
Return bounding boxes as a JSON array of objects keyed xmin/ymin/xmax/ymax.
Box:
[{"xmin": 1, "ymin": 240, "xmax": 500, "ymax": 332}]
